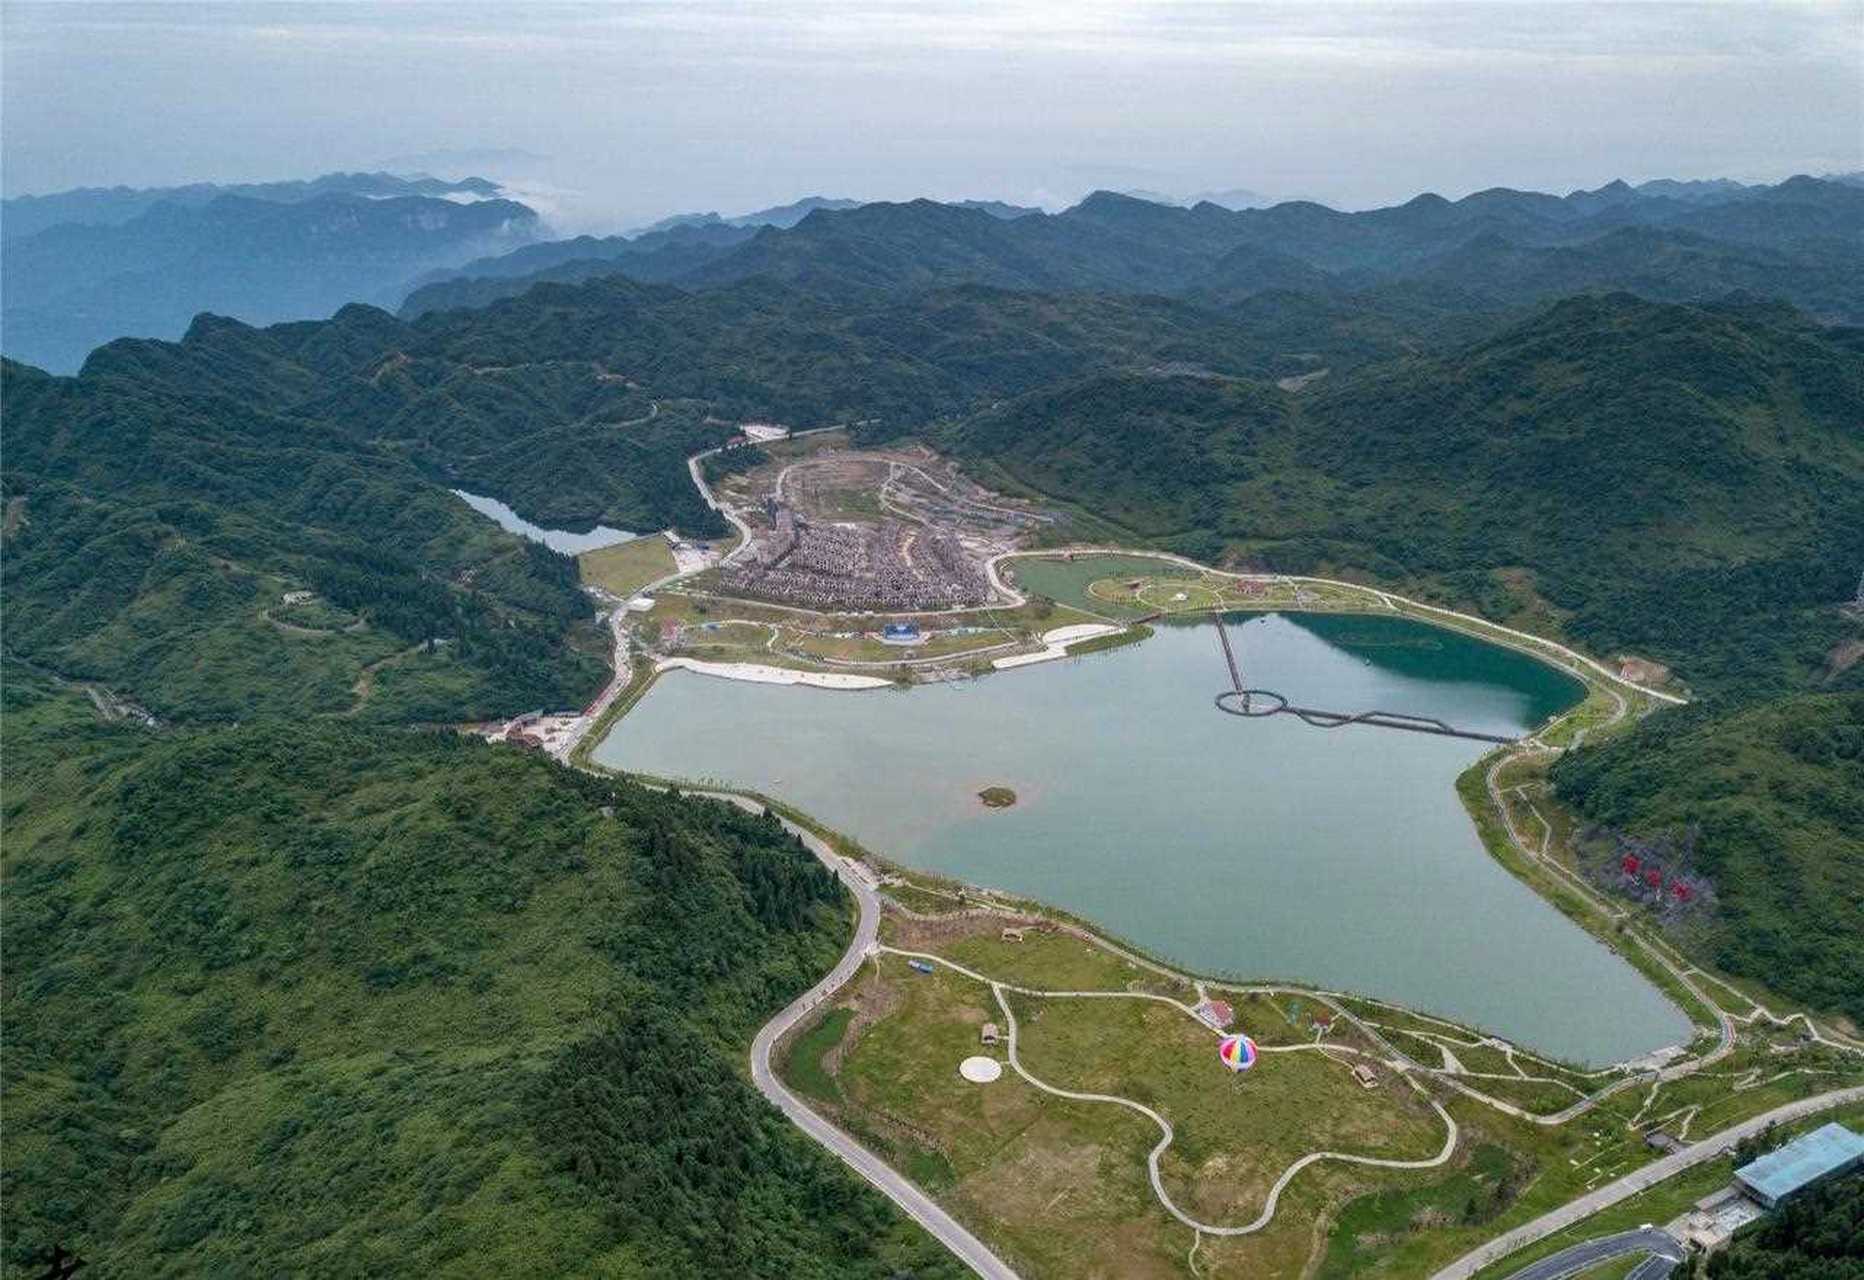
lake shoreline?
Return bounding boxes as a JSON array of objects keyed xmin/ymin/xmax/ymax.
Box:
[{"xmin": 593, "ymin": 612, "xmax": 1690, "ymax": 1066}]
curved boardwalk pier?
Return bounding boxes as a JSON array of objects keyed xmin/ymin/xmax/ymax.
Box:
[{"xmin": 1212, "ymin": 617, "xmax": 1518, "ymax": 745}]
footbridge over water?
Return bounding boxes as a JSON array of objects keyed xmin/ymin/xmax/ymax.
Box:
[{"xmin": 1212, "ymin": 616, "xmax": 1519, "ymax": 745}]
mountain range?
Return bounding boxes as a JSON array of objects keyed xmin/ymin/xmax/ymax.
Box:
[
  {"xmin": 0, "ymin": 170, "xmax": 503, "ymax": 240},
  {"xmin": 1, "ymin": 173, "xmax": 540, "ymax": 372},
  {"xmin": 400, "ymin": 176, "xmax": 1864, "ymax": 337},
  {"xmin": 3, "ymin": 162, "xmax": 1860, "ymax": 1273}
]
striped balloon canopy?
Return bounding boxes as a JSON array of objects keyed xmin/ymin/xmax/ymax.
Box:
[{"xmin": 1218, "ymin": 1033, "xmax": 1258, "ymax": 1072}]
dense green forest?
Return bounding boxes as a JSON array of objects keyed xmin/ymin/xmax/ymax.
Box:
[
  {"xmin": 1, "ymin": 357, "xmax": 605, "ymax": 722},
  {"xmin": 410, "ymin": 178, "xmax": 1864, "ymax": 333},
  {"xmin": 6, "ymin": 168, "xmax": 1863, "ymax": 1276},
  {"xmin": 0, "ymin": 670, "xmax": 961, "ymax": 1278},
  {"xmin": 1551, "ymin": 692, "xmax": 1864, "ymax": 1023},
  {"xmin": 951, "ymin": 294, "xmax": 1864, "ymax": 698},
  {"xmin": 1706, "ymin": 1174, "xmax": 1863, "ymax": 1279}
]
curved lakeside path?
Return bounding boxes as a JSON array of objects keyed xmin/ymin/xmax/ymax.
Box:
[
  {"xmin": 985, "ymin": 546, "xmax": 1685, "ymax": 707},
  {"xmin": 877, "ymin": 945, "xmax": 1460, "ymax": 1239}
]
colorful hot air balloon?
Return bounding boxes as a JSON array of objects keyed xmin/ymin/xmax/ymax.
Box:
[{"xmin": 1218, "ymin": 1033, "xmax": 1258, "ymax": 1072}]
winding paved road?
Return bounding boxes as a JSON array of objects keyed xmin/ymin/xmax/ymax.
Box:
[
  {"xmin": 1431, "ymin": 1084, "xmax": 1864, "ymax": 1279},
  {"xmin": 715, "ymin": 793, "xmax": 1020, "ymax": 1280}
]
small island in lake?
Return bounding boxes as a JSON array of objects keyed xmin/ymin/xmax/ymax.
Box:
[{"xmin": 978, "ymin": 786, "xmax": 1018, "ymax": 809}]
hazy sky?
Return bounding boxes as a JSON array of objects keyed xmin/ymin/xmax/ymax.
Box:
[{"xmin": 4, "ymin": 1, "xmax": 1859, "ymax": 230}]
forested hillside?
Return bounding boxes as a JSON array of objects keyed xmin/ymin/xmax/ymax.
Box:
[
  {"xmin": 413, "ymin": 177, "xmax": 1864, "ymax": 334},
  {"xmin": 0, "ymin": 672, "xmax": 961, "ymax": 1278},
  {"xmin": 951, "ymin": 294, "xmax": 1864, "ymax": 697},
  {"xmin": 1, "ymin": 356, "xmax": 605, "ymax": 723},
  {"xmin": 1552, "ymin": 692, "xmax": 1864, "ymax": 1023},
  {"xmin": 1706, "ymin": 1173, "xmax": 1863, "ymax": 1279}
]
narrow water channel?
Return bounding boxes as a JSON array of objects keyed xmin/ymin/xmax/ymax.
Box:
[{"xmin": 453, "ymin": 490, "xmax": 637, "ymax": 555}]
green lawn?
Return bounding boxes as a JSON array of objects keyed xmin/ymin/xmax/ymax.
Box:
[
  {"xmin": 578, "ymin": 534, "xmax": 677, "ymax": 598},
  {"xmin": 786, "ymin": 1007, "xmax": 855, "ymax": 1105}
]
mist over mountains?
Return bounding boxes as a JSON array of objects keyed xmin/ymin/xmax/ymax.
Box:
[
  {"xmin": 0, "ymin": 173, "xmax": 540, "ymax": 372},
  {"xmin": 399, "ymin": 173, "xmax": 1864, "ymax": 333},
  {"xmin": 9, "ymin": 166, "xmax": 1858, "ymax": 378}
]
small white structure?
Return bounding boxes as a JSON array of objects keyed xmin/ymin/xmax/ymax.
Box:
[
  {"xmin": 280, "ymin": 590, "xmax": 314, "ymax": 605},
  {"xmin": 959, "ymin": 1056, "xmax": 1003, "ymax": 1083},
  {"xmin": 980, "ymin": 1022, "xmax": 1001, "ymax": 1046}
]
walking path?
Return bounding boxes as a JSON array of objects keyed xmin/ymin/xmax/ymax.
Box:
[
  {"xmin": 1430, "ymin": 1085, "xmax": 1864, "ymax": 1280},
  {"xmin": 878, "ymin": 945, "xmax": 1459, "ymax": 1239},
  {"xmin": 987, "ymin": 547, "xmax": 1685, "ymax": 706}
]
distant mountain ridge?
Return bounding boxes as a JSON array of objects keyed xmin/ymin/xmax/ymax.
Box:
[
  {"xmin": 628, "ymin": 195, "xmax": 865, "ymax": 236},
  {"xmin": 404, "ymin": 175, "xmax": 1864, "ymax": 332},
  {"xmin": 1, "ymin": 170, "xmax": 503, "ymax": 240},
  {"xmin": 2, "ymin": 185, "xmax": 540, "ymax": 372}
]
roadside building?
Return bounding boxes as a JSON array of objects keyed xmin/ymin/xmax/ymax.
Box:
[
  {"xmin": 1352, "ymin": 1063, "xmax": 1379, "ymax": 1090},
  {"xmin": 1734, "ymin": 1122, "xmax": 1864, "ymax": 1208},
  {"xmin": 1194, "ymin": 998, "xmax": 1234, "ymax": 1030},
  {"xmin": 999, "ymin": 927, "xmax": 1025, "ymax": 943},
  {"xmin": 1682, "ymin": 1187, "xmax": 1767, "ymax": 1250},
  {"xmin": 980, "ymin": 1022, "xmax": 1000, "ymax": 1046}
]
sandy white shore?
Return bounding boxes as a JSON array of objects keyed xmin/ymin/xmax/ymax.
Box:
[
  {"xmin": 656, "ymin": 657, "xmax": 892, "ymax": 689},
  {"xmin": 992, "ymin": 622, "xmax": 1123, "ymax": 670}
]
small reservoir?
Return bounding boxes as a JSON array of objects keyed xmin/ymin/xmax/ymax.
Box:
[
  {"xmin": 595, "ymin": 612, "xmax": 1693, "ymax": 1064},
  {"xmin": 454, "ymin": 490, "xmax": 637, "ymax": 555}
]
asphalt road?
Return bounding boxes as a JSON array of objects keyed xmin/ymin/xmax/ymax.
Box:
[
  {"xmin": 1628, "ymin": 1251, "xmax": 1683, "ymax": 1280},
  {"xmin": 1501, "ymin": 1228, "xmax": 1682, "ymax": 1280},
  {"xmin": 1433, "ymin": 1084, "xmax": 1864, "ymax": 1279},
  {"xmin": 726, "ymin": 795, "xmax": 1022, "ymax": 1280}
]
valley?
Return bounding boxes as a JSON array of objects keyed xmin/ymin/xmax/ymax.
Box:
[
  {"xmin": 4, "ymin": 154, "xmax": 1860, "ymax": 1279},
  {"xmin": 546, "ymin": 427, "xmax": 1859, "ymax": 1277}
]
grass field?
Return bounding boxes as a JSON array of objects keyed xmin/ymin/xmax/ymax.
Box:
[
  {"xmin": 775, "ymin": 880, "xmax": 1864, "ymax": 1280},
  {"xmin": 578, "ymin": 534, "xmax": 676, "ymax": 598},
  {"xmin": 1009, "ymin": 991, "xmax": 1446, "ymax": 1220},
  {"xmin": 795, "ymin": 921, "xmax": 1482, "ymax": 1278},
  {"xmin": 785, "ymin": 1007, "xmax": 855, "ymax": 1105},
  {"xmin": 1009, "ymin": 554, "xmax": 1195, "ymax": 617},
  {"xmin": 1572, "ymin": 1254, "xmax": 1646, "ymax": 1280},
  {"xmin": 833, "ymin": 954, "xmax": 1183, "ymax": 1277}
]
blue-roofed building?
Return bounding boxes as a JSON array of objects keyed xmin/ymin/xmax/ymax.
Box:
[
  {"xmin": 880, "ymin": 622, "xmax": 923, "ymax": 645},
  {"xmin": 1734, "ymin": 1122, "xmax": 1864, "ymax": 1208}
]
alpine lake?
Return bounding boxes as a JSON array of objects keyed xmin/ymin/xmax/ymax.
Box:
[{"xmin": 594, "ymin": 610, "xmax": 1694, "ymax": 1066}]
